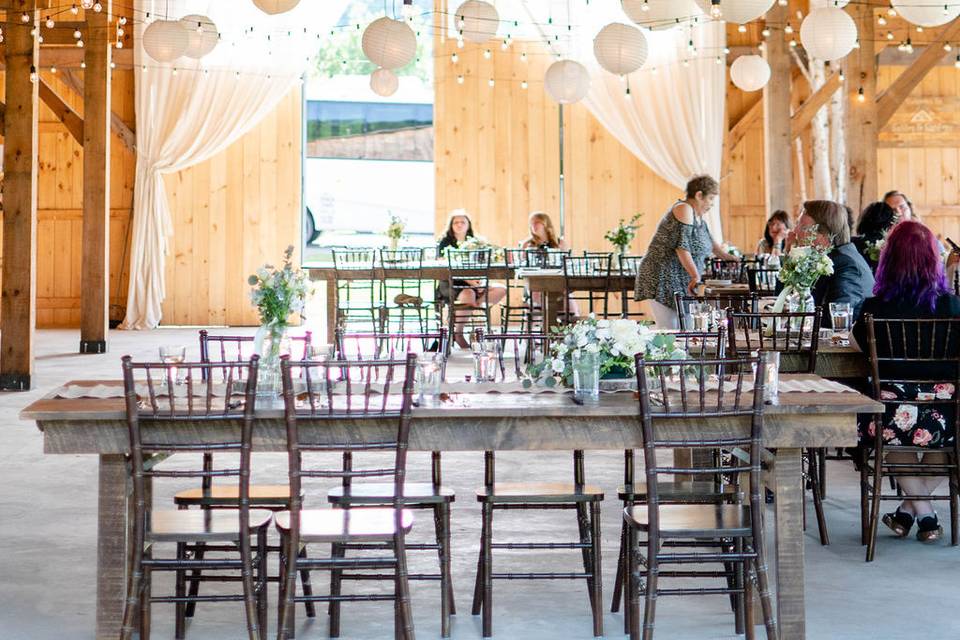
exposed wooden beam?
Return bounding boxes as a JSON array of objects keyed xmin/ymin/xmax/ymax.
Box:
[
  {"xmin": 844, "ymin": 2, "xmax": 879, "ymax": 216},
  {"xmin": 763, "ymin": 2, "xmax": 793, "ymax": 215},
  {"xmin": 0, "ymin": 0, "xmax": 39, "ymax": 390},
  {"xmin": 0, "ymin": 46, "xmax": 133, "ymax": 67},
  {"xmin": 59, "ymin": 68, "xmax": 135, "ymax": 152},
  {"xmin": 79, "ymin": 0, "xmax": 111, "ymax": 353},
  {"xmin": 791, "ymin": 72, "xmax": 842, "ymax": 141},
  {"xmin": 728, "ymin": 95, "xmax": 763, "ymax": 150},
  {"xmin": 876, "ymin": 19, "xmax": 960, "ymax": 128},
  {"xmin": 38, "ymin": 77, "xmax": 83, "ymax": 144}
]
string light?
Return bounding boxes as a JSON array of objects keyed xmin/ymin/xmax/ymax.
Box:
[
  {"xmin": 886, "ymin": 31, "xmax": 894, "ymax": 40},
  {"xmin": 483, "ymin": 49, "xmax": 491, "ymax": 59},
  {"xmin": 945, "ymin": 42, "xmax": 953, "ymax": 52},
  {"xmin": 29, "ymin": 65, "xmax": 37, "ymax": 83},
  {"xmin": 521, "ymin": 80, "xmax": 528, "ymax": 89},
  {"xmin": 74, "ymin": 29, "xmax": 82, "ymax": 39},
  {"xmin": 451, "ymin": 52, "xmax": 458, "ymax": 63},
  {"xmin": 488, "ymin": 78, "xmax": 494, "ymax": 87},
  {"xmin": 761, "ymin": 27, "xmax": 770, "ymax": 38},
  {"xmin": 50, "ymin": 65, "xmax": 56, "ymax": 74},
  {"xmin": 738, "ymin": 24, "xmax": 747, "ymax": 33},
  {"xmin": 857, "ymin": 87, "xmax": 865, "ymax": 102},
  {"xmin": 520, "ymin": 51, "xmax": 527, "ymax": 62},
  {"xmin": 70, "ymin": 4, "xmax": 79, "ymax": 15},
  {"xmin": 955, "ymin": 54, "xmax": 960, "ymax": 68},
  {"xmin": 45, "ymin": 17, "xmax": 54, "ymax": 29},
  {"xmin": 457, "ymin": 74, "xmax": 464, "ymax": 84},
  {"xmin": 93, "ymin": 2, "xmax": 103, "ymax": 12},
  {"xmin": 80, "ymin": 61, "xmax": 86, "ymax": 69},
  {"xmin": 709, "ymin": 0, "xmax": 722, "ymax": 19},
  {"xmin": 21, "ymin": 12, "xmax": 30, "ymax": 23},
  {"xmin": 888, "ymin": 4, "xmax": 897, "ymax": 17},
  {"xmin": 76, "ymin": 39, "xmax": 83, "ymax": 47},
  {"xmin": 878, "ymin": 16, "xmax": 887, "ymax": 26}
]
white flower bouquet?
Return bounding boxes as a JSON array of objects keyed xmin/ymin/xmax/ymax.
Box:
[
  {"xmin": 385, "ymin": 214, "xmax": 405, "ymax": 241},
  {"xmin": 865, "ymin": 238, "xmax": 885, "ymax": 263},
  {"xmin": 525, "ymin": 316, "xmax": 687, "ymax": 388},
  {"xmin": 247, "ymin": 245, "xmax": 312, "ymax": 329},
  {"xmin": 457, "ymin": 235, "xmax": 504, "ymax": 262}
]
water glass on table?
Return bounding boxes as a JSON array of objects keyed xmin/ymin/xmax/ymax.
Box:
[
  {"xmin": 751, "ymin": 351, "xmax": 780, "ymax": 404},
  {"xmin": 473, "ymin": 349, "xmax": 499, "ymax": 383},
  {"xmin": 828, "ymin": 302, "xmax": 852, "ymax": 345},
  {"xmin": 416, "ymin": 354, "xmax": 444, "ymax": 405},
  {"xmin": 572, "ymin": 350, "xmax": 600, "ymax": 405},
  {"xmin": 159, "ymin": 345, "xmax": 186, "ymax": 386},
  {"xmin": 690, "ymin": 302, "xmax": 713, "ymax": 332}
]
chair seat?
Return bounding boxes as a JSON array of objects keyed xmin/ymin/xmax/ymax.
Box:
[
  {"xmin": 275, "ymin": 508, "xmax": 414, "ymax": 543},
  {"xmin": 618, "ymin": 481, "xmax": 740, "ymax": 503},
  {"xmin": 623, "ymin": 504, "xmax": 752, "ymax": 538},
  {"xmin": 476, "ymin": 482, "xmax": 604, "ymax": 503},
  {"xmin": 174, "ymin": 484, "xmax": 295, "ymax": 508},
  {"xmin": 146, "ymin": 508, "xmax": 274, "ymax": 542},
  {"xmin": 328, "ymin": 482, "xmax": 455, "ymax": 505}
]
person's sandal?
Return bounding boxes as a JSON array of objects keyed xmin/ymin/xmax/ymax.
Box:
[
  {"xmin": 916, "ymin": 514, "xmax": 943, "ymax": 544},
  {"xmin": 881, "ymin": 508, "xmax": 915, "ymax": 538}
]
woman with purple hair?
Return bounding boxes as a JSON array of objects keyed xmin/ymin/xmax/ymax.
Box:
[{"xmin": 852, "ymin": 221, "xmax": 960, "ymax": 543}]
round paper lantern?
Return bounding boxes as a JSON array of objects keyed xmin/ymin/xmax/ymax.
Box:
[
  {"xmin": 800, "ymin": 7, "xmax": 858, "ymax": 61},
  {"xmin": 892, "ymin": 0, "xmax": 960, "ymax": 28},
  {"xmin": 454, "ymin": 0, "xmax": 499, "ymax": 43},
  {"xmin": 142, "ymin": 19, "xmax": 188, "ymax": 62},
  {"xmin": 694, "ymin": 0, "xmax": 775, "ymax": 24},
  {"xmin": 252, "ymin": 0, "xmax": 300, "ymax": 15},
  {"xmin": 730, "ymin": 54, "xmax": 770, "ymax": 91},
  {"xmin": 370, "ymin": 68, "xmax": 399, "ymax": 97},
  {"xmin": 180, "ymin": 14, "xmax": 218, "ymax": 59},
  {"xmin": 362, "ymin": 17, "xmax": 417, "ymax": 70},
  {"xmin": 544, "ymin": 59, "xmax": 591, "ymax": 104},
  {"xmin": 593, "ymin": 22, "xmax": 648, "ymax": 75},
  {"xmin": 621, "ymin": 0, "xmax": 702, "ymax": 31}
]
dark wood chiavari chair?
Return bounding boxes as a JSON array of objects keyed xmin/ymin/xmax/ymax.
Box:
[
  {"xmin": 380, "ymin": 248, "xmax": 433, "ymax": 333},
  {"xmin": 610, "ymin": 329, "xmax": 738, "ymax": 619},
  {"xmin": 862, "ymin": 316, "xmax": 960, "ymax": 561},
  {"xmin": 618, "ymin": 254, "xmax": 646, "ymax": 319},
  {"xmin": 673, "ymin": 292, "xmax": 759, "ymax": 331},
  {"xmin": 726, "ymin": 307, "xmax": 830, "ymax": 546},
  {"xmin": 624, "ymin": 352, "xmax": 778, "ymax": 640},
  {"xmin": 472, "ymin": 328, "xmax": 551, "ymax": 381},
  {"xmin": 119, "ymin": 356, "xmax": 271, "ymax": 640},
  {"xmin": 747, "ymin": 267, "xmax": 781, "ymax": 297},
  {"xmin": 331, "ymin": 327, "xmax": 455, "ymax": 635},
  {"xmin": 468, "ymin": 330, "xmax": 604, "ymax": 638},
  {"xmin": 445, "ymin": 248, "xmax": 495, "ymax": 351},
  {"xmin": 276, "ymin": 354, "xmax": 418, "ymax": 639},
  {"xmin": 704, "ymin": 257, "xmax": 746, "ymax": 283},
  {"xmin": 522, "ymin": 248, "xmax": 571, "ymax": 332},
  {"xmin": 332, "ymin": 248, "xmax": 382, "ymax": 332},
  {"xmin": 563, "ymin": 254, "xmax": 613, "ymax": 320},
  {"xmin": 500, "ymin": 248, "xmax": 536, "ymax": 332}
]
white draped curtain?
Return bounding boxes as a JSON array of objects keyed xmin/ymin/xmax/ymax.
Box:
[
  {"xmin": 518, "ymin": 3, "xmax": 727, "ymax": 238},
  {"xmin": 122, "ymin": 0, "xmax": 315, "ymax": 329}
]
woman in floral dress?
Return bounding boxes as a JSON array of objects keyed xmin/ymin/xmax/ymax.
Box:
[
  {"xmin": 852, "ymin": 220, "xmax": 960, "ymax": 543},
  {"xmin": 634, "ymin": 175, "xmax": 738, "ymax": 328}
]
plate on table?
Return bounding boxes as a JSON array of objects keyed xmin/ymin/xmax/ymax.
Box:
[{"xmin": 704, "ymin": 279, "xmax": 732, "ymax": 287}]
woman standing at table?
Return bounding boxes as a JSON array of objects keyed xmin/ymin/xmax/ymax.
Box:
[
  {"xmin": 852, "ymin": 220, "xmax": 960, "ymax": 543},
  {"xmin": 437, "ymin": 209, "xmax": 506, "ymax": 347},
  {"xmin": 634, "ymin": 175, "xmax": 738, "ymax": 329}
]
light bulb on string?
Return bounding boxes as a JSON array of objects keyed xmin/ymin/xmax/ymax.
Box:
[
  {"xmin": 777, "ymin": 0, "xmax": 787, "ymax": 5},
  {"xmin": 784, "ymin": 22, "xmax": 793, "ymax": 34},
  {"xmin": 457, "ymin": 74, "xmax": 464, "ymax": 84},
  {"xmin": 29, "ymin": 65, "xmax": 37, "ymax": 83},
  {"xmin": 955, "ymin": 54, "xmax": 960, "ymax": 68},
  {"xmin": 710, "ymin": 0, "xmax": 722, "ymax": 19},
  {"xmin": 119, "ymin": 17, "xmax": 127, "ymax": 25},
  {"xmin": 110, "ymin": 61, "xmax": 115, "ymax": 69},
  {"xmin": 488, "ymin": 78, "xmax": 495, "ymax": 87},
  {"xmin": 483, "ymin": 49, "xmax": 491, "ymax": 59},
  {"xmin": 738, "ymin": 24, "xmax": 747, "ymax": 33},
  {"xmin": 887, "ymin": 31, "xmax": 894, "ymax": 40},
  {"xmin": 917, "ymin": 26, "xmax": 924, "ymax": 33},
  {"xmin": 878, "ymin": 16, "xmax": 886, "ymax": 26},
  {"xmin": 761, "ymin": 27, "xmax": 770, "ymax": 37},
  {"xmin": 45, "ymin": 17, "xmax": 54, "ymax": 29},
  {"xmin": 944, "ymin": 42, "xmax": 953, "ymax": 52},
  {"xmin": 888, "ymin": 5, "xmax": 896, "ymax": 17},
  {"xmin": 81, "ymin": 0, "xmax": 94, "ymax": 9},
  {"xmin": 789, "ymin": 39, "xmax": 797, "ymax": 48},
  {"xmin": 857, "ymin": 87, "xmax": 865, "ymax": 102},
  {"xmin": 74, "ymin": 29, "xmax": 82, "ymax": 39},
  {"xmin": 641, "ymin": 0, "xmax": 649, "ymax": 11},
  {"xmin": 451, "ymin": 52, "xmax": 458, "ymax": 63},
  {"xmin": 401, "ymin": 0, "xmax": 416, "ymax": 20},
  {"xmin": 115, "ymin": 40, "xmax": 123, "ymax": 49},
  {"xmin": 71, "ymin": 5, "xmax": 79, "ymax": 15},
  {"xmin": 520, "ymin": 51, "xmax": 527, "ymax": 62},
  {"xmin": 501, "ymin": 39, "xmax": 509, "ymax": 51},
  {"xmin": 93, "ymin": 2, "xmax": 102, "ymax": 12},
  {"xmin": 172, "ymin": 68, "xmax": 178, "ymax": 76},
  {"xmin": 80, "ymin": 61, "xmax": 86, "ymax": 69},
  {"xmin": 21, "ymin": 12, "xmax": 30, "ymax": 23},
  {"xmin": 50, "ymin": 66, "xmax": 56, "ymax": 73},
  {"xmin": 521, "ymin": 80, "xmax": 528, "ymax": 89},
  {"xmin": 76, "ymin": 39, "xmax": 83, "ymax": 47},
  {"xmin": 457, "ymin": 37, "xmax": 464, "ymax": 49}
]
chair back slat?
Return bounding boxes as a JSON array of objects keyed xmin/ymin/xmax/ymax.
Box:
[
  {"xmin": 199, "ymin": 330, "xmax": 312, "ymax": 380},
  {"xmin": 473, "ymin": 330, "xmax": 555, "ymax": 380},
  {"xmin": 335, "ymin": 329, "xmax": 447, "ymax": 370},
  {"xmin": 727, "ymin": 308, "xmax": 821, "ymax": 374},
  {"xmin": 747, "ymin": 267, "xmax": 780, "ymax": 296},
  {"xmin": 674, "ymin": 293, "xmax": 759, "ymax": 330},
  {"xmin": 524, "ymin": 248, "xmax": 569, "ymax": 269}
]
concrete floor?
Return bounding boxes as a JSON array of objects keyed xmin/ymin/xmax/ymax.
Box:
[{"xmin": 1, "ymin": 328, "xmax": 959, "ymax": 640}]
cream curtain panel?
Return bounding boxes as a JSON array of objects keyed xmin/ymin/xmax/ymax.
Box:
[
  {"xmin": 582, "ymin": 21, "xmax": 727, "ymax": 238},
  {"xmin": 122, "ymin": 0, "xmax": 313, "ymax": 329}
]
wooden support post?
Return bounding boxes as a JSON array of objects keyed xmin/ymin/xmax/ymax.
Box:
[
  {"xmin": 0, "ymin": 1, "xmax": 40, "ymax": 390},
  {"xmin": 843, "ymin": 3, "xmax": 878, "ymax": 217},
  {"xmin": 79, "ymin": 0, "xmax": 111, "ymax": 354},
  {"xmin": 763, "ymin": 3, "xmax": 793, "ymax": 214}
]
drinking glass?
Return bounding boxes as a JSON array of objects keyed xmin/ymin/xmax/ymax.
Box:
[
  {"xmin": 307, "ymin": 343, "xmax": 335, "ymax": 360},
  {"xmin": 829, "ymin": 302, "xmax": 852, "ymax": 344},
  {"xmin": 473, "ymin": 348, "xmax": 499, "ymax": 383},
  {"xmin": 572, "ymin": 350, "xmax": 600, "ymax": 405},
  {"xmin": 690, "ymin": 302, "xmax": 713, "ymax": 332},
  {"xmin": 752, "ymin": 351, "xmax": 780, "ymax": 404},
  {"xmin": 159, "ymin": 345, "xmax": 186, "ymax": 386},
  {"xmin": 416, "ymin": 354, "xmax": 444, "ymax": 405}
]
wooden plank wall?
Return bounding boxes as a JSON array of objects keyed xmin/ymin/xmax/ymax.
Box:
[
  {"xmin": 0, "ymin": 69, "xmax": 137, "ymax": 328},
  {"xmin": 160, "ymin": 88, "xmax": 302, "ymax": 326},
  {"xmin": 433, "ymin": 34, "xmax": 678, "ymax": 256}
]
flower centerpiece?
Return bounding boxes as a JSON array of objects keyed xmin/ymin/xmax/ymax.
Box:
[
  {"xmin": 865, "ymin": 238, "xmax": 885, "ymax": 263},
  {"xmin": 524, "ymin": 316, "xmax": 687, "ymax": 389},
  {"xmin": 385, "ymin": 213, "xmax": 405, "ymax": 251},
  {"xmin": 247, "ymin": 246, "xmax": 313, "ymax": 394},
  {"xmin": 722, "ymin": 242, "xmax": 743, "ymax": 258},
  {"xmin": 457, "ymin": 235, "xmax": 504, "ymax": 262},
  {"xmin": 603, "ymin": 213, "xmax": 643, "ymax": 256},
  {"xmin": 773, "ymin": 227, "xmax": 834, "ymax": 315}
]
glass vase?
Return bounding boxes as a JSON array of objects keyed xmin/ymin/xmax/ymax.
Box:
[
  {"xmin": 254, "ymin": 323, "xmax": 290, "ymax": 396},
  {"xmin": 786, "ymin": 287, "xmax": 815, "ymax": 332}
]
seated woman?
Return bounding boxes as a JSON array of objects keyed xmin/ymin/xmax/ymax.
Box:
[
  {"xmin": 756, "ymin": 210, "xmax": 791, "ymax": 256},
  {"xmin": 791, "ymin": 200, "xmax": 875, "ymax": 326},
  {"xmin": 851, "ymin": 201, "xmax": 899, "ymax": 272},
  {"xmin": 437, "ymin": 209, "xmax": 506, "ymax": 347},
  {"xmin": 852, "ymin": 221, "xmax": 960, "ymax": 543},
  {"xmin": 519, "ymin": 211, "xmax": 576, "ymax": 316}
]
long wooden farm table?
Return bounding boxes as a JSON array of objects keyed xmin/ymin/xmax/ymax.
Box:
[{"xmin": 22, "ymin": 376, "xmax": 880, "ymax": 640}]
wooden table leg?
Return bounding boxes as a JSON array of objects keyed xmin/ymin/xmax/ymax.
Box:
[
  {"xmin": 96, "ymin": 454, "xmax": 129, "ymax": 639},
  {"xmin": 543, "ymin": 291, "xmax": 561, "ymax": 331},
  {"xmin": 325, "ymin": 277, "xmax": 337, "ymax": 344},
  {"xmin": 773, "ymin": 447, "xmax": 806, "ymax": 640}
]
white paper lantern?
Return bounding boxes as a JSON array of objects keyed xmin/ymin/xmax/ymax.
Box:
[
  {"xmin": 621, "ymin": 0, "xmax": 703, "ymax": 31},
  {"xmin": 892, "ymin": 0, "xmax": 960, "ymax": 28},
  {"xmin": 180, "ymin": 14, "xmax": 218, "ymax": 59},
  {"xmin": 454, "ymin": 0, "xmax": 499, "ymax": 43},
  {"xmin": 362, "ymin": 17, "xmax": 417, "ymax": 70},
  {"xmin": 593, "ymin": 22, "xmax": 648, "ymax": 75},
  {"xmin": 142, "ymin": 19, "xmax": 188, "ymax": 62},
  {"xmin": 694, "ymin": 0, "xmax": 775, "ymax": 24},
  {"xmin": 544, "ymin": 60, "xmax": 591, "ymax": 104},
  {"xmin": 730, "ymin": 54, "xmax": 770, "ymax": 91},
  {"xmin": 370, "ymin": 68, "xmax": 399, "ymax": 97},
  {"xmin": 800, "ymin": 7, "xmax": 858, "ymax": 61},
  {"xmin": 252, "ymin": 0, "xmax": 300, "ymax": 15}
]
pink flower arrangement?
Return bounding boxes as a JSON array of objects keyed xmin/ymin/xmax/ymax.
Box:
[{"xmin": 912, "ymin": 429, "xmax": 933, "ymax": 447}]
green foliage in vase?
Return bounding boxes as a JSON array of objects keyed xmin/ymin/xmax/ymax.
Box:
[
  {"xmin": 247, "ymin": 246, "xmax": 313, "ymax": 328},
  {"xmin": 603, "ymin": 213, "xmax": 643, "ymax": 253}
]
